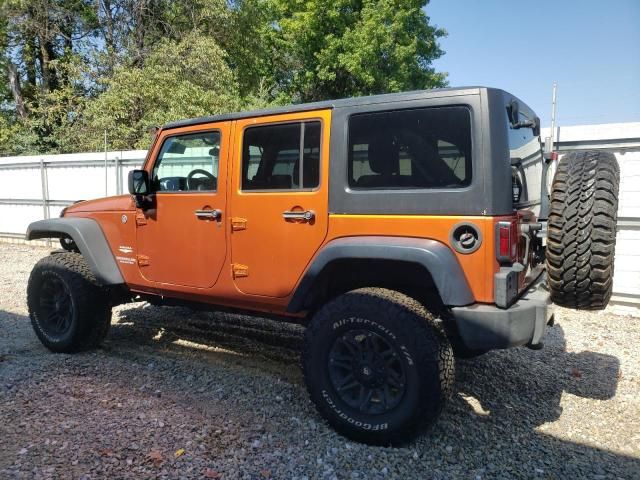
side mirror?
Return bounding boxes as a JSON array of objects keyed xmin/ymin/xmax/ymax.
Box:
[
  {"xmin": 507, "ymin": 100, "xmax": 520, "ymax": 126},
  {"xmin": 532, "ymin": 116, "xmax": 541, "ymax": 137},
  {"xmin": 128, "ymin": 170, "xmax": 149, "ymax": 195},
  {"xmin": 128, "ymin": 170, "xmax": 153, "ymax": 209}
]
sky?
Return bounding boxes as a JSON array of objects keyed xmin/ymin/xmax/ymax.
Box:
[{"xmin": 427, "ymin": 0, "xmax": 640, "ymax": 127}]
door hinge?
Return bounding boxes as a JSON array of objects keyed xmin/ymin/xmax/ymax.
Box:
[
  {"xmin": 135, "ymin": 213, "xmax": 147, "ymax": 226},
  {"xmin": 137, "ymin": 254, "xmax": 150, "ymax": 266},
  {"xmin": 231, "ymin": 217, "xmax": 247, "ymax": 231},
  {"xmin": 232, "ymin": 263, "xmax": 249, "ymax": 278}
]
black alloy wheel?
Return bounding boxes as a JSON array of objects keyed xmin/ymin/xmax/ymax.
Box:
[
  {"xmin": 302, "ymin": 288, "xmax": 454, "ymax": 445},
  {"xmin": 328, "ymin": 329, "xmax": 407, "ymax": 415},
  {"xmin": 27, "ymin": 252, "xmax": 112, "ymax": 353},
  {"xmin": 38, "ymin": 274, "xmax": 74, "ymax": 337}
]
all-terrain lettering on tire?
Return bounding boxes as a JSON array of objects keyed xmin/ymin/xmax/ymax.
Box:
[{"xmin": 302, "ymin": 288, "xmax": 454, "ymax": 445}]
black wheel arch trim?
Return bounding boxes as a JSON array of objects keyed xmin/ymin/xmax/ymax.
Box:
[
  {"xmin": 287, "ymin": 236, "xmax": 475, "ymax": 313},
  {"xmin": 26, "ymin": 218, "xmax": 124, "ymax": 286}
]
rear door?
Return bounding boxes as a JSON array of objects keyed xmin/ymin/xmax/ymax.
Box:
[
  {"xmin": 135, "ymin": 123, "xmax": 229, "ymax": 288},
  {"xmin": 229, "ymin": 110, "xmax": 331, "ymax": 297}
]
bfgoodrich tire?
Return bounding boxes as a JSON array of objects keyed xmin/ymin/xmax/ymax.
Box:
[
  {"xmin": 302, "ymin": 288, "xmax": 454, "ymax": 445},
  {"xmin": 27, "ymin": 252, "xmax": 112, "ymax": 353},
  {"xmin": 546, "ymin": 150, "xmax": 620, "ymax": 309}
]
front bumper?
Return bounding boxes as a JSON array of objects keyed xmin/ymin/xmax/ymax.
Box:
[{"xmin": 451, "ymin": 273, "xmax": 554, "ymax": 350}]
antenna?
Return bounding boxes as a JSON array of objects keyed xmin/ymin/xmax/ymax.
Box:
[{"xmin": 549, "ymin": 82, "xmax": 558, "ymax": 152}]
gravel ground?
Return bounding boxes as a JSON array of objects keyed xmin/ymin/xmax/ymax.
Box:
[{"xmin": 0, "ymin": 242, "xmax": 639, "ymax": 480}]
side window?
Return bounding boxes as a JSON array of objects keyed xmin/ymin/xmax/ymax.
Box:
[
  {"xmin": 507, "ymin": 108, "xmax": 543, "ymax": 205},
  {"xmin": 242, "ymin": 121, "xmax": 321, "ymax": 190},
  {"xmin": 152, "ymin": 131, "xmax": 220, "ymax": 192},
  {"xmin": 348, "ymin": 107, "xmax": 472, "ymax": 189}
]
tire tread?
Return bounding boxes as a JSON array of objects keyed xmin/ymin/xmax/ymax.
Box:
[
  {"xmin": 302, "ymin": 288, "xmax": 454, "ymax": 445},
  {"xmin": 546, "ymin": 151, "xmax": 620, "ymax": 309},
  {"xmin": 27, "ymin": 252, "xmax": 112, "ymax": 352}
]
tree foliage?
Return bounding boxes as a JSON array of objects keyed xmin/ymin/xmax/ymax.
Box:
[
  {"xmin": 82, "ymin": 34, "xmax": 240, "ymax": 150},
  {"xmin": 269, "ymin": 0, "xmax": 446, "ymax": 102},
  {"xmin": 0, "ymin": 0, "xmax": 447, "ymax": 155}
]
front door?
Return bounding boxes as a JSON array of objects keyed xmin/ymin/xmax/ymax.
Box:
[
  {"xmin": 136, "ymin": 124, "xmax": 229, "ymax": 289},
  {"xmin": 230, "ymin": 110, "xmax": 331, "ymax": 297}
]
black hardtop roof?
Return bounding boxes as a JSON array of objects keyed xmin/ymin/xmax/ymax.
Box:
[{"xmin": 163, "ymin": 86, "xmax": 499, "ymax": 130}]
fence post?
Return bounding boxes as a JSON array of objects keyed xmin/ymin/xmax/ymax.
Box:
[
  {"xmin": 39, "ymin": 159, "xmax": 51, "ymax": 247},
  {"xmin": 115, "ymin": 156, "xmax": 120, "ymax": 195},
  {"xmin": 104, "ymin": 130, "xmax": 108, "ymax": 196}
]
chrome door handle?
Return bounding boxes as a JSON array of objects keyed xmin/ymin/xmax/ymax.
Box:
[
  {"xmin": 195, "ymin": 209, "xmax": 222, "ymax": 220},
  {"xmin": 282, "ymin": 210, "xmax": 315, "ymax": 222}
]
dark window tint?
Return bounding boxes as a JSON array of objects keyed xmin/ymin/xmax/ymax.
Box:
[
  {"xmin": 348, "ymin": 107, "xmax": 472, "ymax": 189},
  {"xmin": 506, "ymin": 107, "xmax": 543, "ymax": 205},
  {"xmin": 152, "ymin": 131, "xmax": 220, "ymax": 192},
  {"xmin": 242, "ymin": 121, "xmax": 321, "ymax": 190},
  {"xmin": 507, "ymin": 110, "xmax": 538, "ymax": 151}
]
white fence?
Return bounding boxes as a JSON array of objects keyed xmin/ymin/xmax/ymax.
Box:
[
  {"xmin": 1, "ymin": 122, "xmax": 639, "ymax": 310},
  {"xmin": 0, "ymin": 150, "xmax": 146, "ymax": 237}
]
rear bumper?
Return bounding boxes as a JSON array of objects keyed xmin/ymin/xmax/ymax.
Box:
[{"xmin": 451, "ymin": 273, "xmax": 553, "ymax": 350}]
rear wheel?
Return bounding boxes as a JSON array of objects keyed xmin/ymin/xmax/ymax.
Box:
[
  {"xmin": 27, "ymin": 253, "xmax": 112, "ymax": 353},
  {"xmin": 546, "ymin": 150, "xmax": 620, "ymax": 309},
  {"xmin": 302, "ymin": 288, "xmax": 454, "ymax": 445}
]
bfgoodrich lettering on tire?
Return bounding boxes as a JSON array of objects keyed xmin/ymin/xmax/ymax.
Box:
[
  {"xmin": 546, "ymin": 150, "xmax": 620, "ymax": 309},
  {"xmin": 27, "ymin": 252, "xmax": 112, "ymax": 353},
  {"xmin": 302, "ymin": 288, "xmax": 454, "ymax": 445}
]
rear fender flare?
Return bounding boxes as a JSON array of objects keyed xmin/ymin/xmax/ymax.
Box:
[
  {"xmin": 287, "ymin": 236, "xmax": 474, "ymax": 313},
  {"xmin": 26, "ymin": 218, "xmax": 124, "ymax": 286}
]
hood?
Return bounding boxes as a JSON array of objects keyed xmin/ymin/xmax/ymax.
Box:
[{"xmin": 64, "ymin": 195, "xmax": 135, "ymax": 214}]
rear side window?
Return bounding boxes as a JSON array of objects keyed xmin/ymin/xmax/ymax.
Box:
[
  {"xmin": 507, "ymin": 107, "xmax": 543, "ymax": 205},
  {"xmin": 242, "ymin": 121, "xmax": 321, "ymax": 190},
  {"xmin": 348, "ymin": 107, "xmax": 472, "ymax": 189}
]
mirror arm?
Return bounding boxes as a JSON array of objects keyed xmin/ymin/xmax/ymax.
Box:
[
  {"xmin": 133, "ymin": 194, "xmax": 155, "ymax": 210},
  {"xmin": 511, "ymin": 120, "xmax": 536, "ymax": 129}
]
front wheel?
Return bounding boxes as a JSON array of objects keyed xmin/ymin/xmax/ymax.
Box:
[
  {"xmin": 27, "ymin": 253, "xmax": 112, "ymax": 353},
  {"xmin": 302, "ymin": 288, "xmax": 454, "ymax": 445}
]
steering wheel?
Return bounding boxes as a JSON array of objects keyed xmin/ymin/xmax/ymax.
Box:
[{"xmin": 186, "ymin": 169, "xmax": 216, "ymax": 191}]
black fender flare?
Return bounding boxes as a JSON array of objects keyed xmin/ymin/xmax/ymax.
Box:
[
  {"xmin": 287, "ymin": 236, "xmax": 474, "ymax": 313},
  {"xmin": 26, "ymin": 218, "xmax": 124, "ymax": 286}
]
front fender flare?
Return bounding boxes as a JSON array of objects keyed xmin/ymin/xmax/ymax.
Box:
[
  {"xmin": 26, "ymin": 218, "xmax": 124, "ymax": 286},
  {"xmin": 287, "ymin": 236, "xmax": 474, "ymax": 313}
]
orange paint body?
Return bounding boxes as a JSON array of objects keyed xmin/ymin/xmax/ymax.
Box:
[{"xmin": 65, "ymin": 108, "xmax": 516, "ymax": 316}]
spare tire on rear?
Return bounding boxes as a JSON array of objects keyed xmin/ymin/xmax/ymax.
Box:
[{"xmin": 546, "ymin": 150, "xmax": 620, "ymax": 309}]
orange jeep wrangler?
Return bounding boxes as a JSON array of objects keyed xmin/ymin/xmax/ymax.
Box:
[{"xmin": 26, "ymin": 88, "xmax": 619, "ymax": 444}]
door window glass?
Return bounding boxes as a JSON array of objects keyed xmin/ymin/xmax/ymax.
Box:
[
  {"xmin": 507, "ymin": 107, "xmax": 543, "ymax": 206},
  {"xmin": 242, "ymin": 121, "xmax": 321, "ymax": 190},
  {"xmin": 348, "ymin": 107, "xmax": 471, "ymax": 189},
  {"xmin": 152, "ymin": 131, "xmax": 220, "ymax": 192}
]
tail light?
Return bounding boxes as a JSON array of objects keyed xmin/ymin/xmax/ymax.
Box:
[{"xmin": 496, "ymin": 220, "xmax": 518, "ymax": 263}]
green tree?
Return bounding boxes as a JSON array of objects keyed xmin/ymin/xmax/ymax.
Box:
[
  {"xmin": 0, "ymin": 0, "xmax": 448, "ymax": 154},
  {"xmin": 268, "ymin": 0, "xmax": 447, "ymax": 102},
  {"xmin": 79, "ymin": 34, "xmax": 240, "ymax": 151}
]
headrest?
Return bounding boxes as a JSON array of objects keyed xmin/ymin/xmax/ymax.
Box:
[
  {"xmin": 367, "ymin": 136, "xmax": 399, "ymax": 175},
  {"xmin": 270, "ymin": 174, "xmax": 292, "ymax": 189}
]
